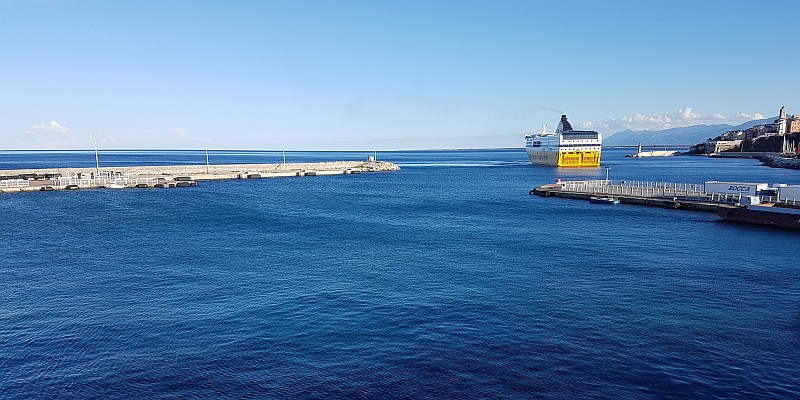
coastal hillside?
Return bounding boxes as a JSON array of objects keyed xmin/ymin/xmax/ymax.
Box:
[
  {"xmin": 604, "ymin": 117, "xmax": 771, "ymax": 146},
  {"xmin": 734, "ymin": 132, "xmax": 800, "ymax": 153}
]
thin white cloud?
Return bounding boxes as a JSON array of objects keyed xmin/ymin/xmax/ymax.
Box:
[
  {"xmin": 26, "ymin": 120, "xmax": 83, "ymax": 149},
  {"xmin": 738, "ymin": 112, "xmax": 764, "ymax": 120},
  {"xmin": 132, "ymin": 128, "xmax": 191, "ymax": 145},
  {"xmin": 21, "ymin": 122, "xmax": 194, "ymax": 149},
  {"xmin": 166, "ymin": 128, "xmax": 188, "ymax": 141},
  {"xmin": 31, "ymin": 120, "xmax": 71, "ymax": 134},
  {"xmin": 580, "ymin": 108, "xmax": 767, "ymax": 133}
]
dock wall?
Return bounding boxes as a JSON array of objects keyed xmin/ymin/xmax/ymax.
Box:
[{"xmin": 532, "ymin": 180, "xmax": 798, "ymax": 213}]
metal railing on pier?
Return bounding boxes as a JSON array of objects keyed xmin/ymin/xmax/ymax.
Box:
[
  {"xmin": 558, "ymin": 180, "xmax": 798, "ymax": 205},
  {"xmin": 0, "ymin": 179, "xmax": 30, "ymax": 188},
  {"xmin": 55, "ymin": 175, "xmax": 161, "ymax": 188},
  {"xmin": 48, "ymin": 170, "xmax": 169, "ymax": 188}
]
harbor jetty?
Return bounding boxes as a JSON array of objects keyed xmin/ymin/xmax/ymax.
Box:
[
  {"xmin": 0, "ymin": 160, "xmax": 400, "ymax": 193},
  {"xmin": 531, "ymin": 180, "xmax": 797, "ymax": 213}
]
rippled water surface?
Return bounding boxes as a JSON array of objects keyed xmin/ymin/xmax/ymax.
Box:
[{"xmin": 1, "ymin": 149, "xmax": 799, "ymax": 399}]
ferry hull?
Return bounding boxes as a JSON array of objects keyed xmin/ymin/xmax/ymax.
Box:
[{"xmin": 527, "ymin": 149, "xmax": 601, "ymax": 167}]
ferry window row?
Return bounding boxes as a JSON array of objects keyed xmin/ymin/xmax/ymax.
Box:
[{"xmin": 561, "ymin": 132, "xmax": 599, "ymax": 140}]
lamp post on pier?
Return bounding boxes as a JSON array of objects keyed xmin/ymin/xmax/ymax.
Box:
[
  {"xmin": 92, "ymin": 133, "xmax": 100, "ymax": 178},
  {"xmin": 604, "ymin": 165, "xmax": 611, "ymax": 183}
]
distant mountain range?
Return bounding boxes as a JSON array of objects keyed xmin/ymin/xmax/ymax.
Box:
[{"xmin": 603, "ymin": 117, "xmax": 772, "ymax": 146}]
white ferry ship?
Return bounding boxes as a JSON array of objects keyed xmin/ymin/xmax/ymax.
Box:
[{"xmin": 525, "ymin": 114, "xmax": 602, "ymax": 167}]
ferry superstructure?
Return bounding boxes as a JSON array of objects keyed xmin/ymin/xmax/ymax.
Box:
[{"xmin": 525, "ymin": 114, "xmax": 602, "ymax": 167}]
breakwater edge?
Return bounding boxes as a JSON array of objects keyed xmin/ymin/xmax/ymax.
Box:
[{"xmin": 0, "ymin": 160, "xmax": 400, "ymax": 193}]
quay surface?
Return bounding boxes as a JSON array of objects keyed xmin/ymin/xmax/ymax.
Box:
[
  {"xmin": 0, "ymin": 160, "xmax": 400, "ymax": 193},
  {"xmin": 531, "ymin": 180, "xmax": 776, "ymax": 213}
]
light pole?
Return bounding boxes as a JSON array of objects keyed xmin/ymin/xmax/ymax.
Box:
[
  {"xmin": 92, "ymin": 133, "xmax": 100, "ymax": 178},
  {"xmin": 604, "ymin": 165, "xmax": 611, "ymax": 183}
]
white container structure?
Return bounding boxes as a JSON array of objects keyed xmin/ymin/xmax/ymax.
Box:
[
  {"xmin": 778, "ymin": 185, "xmax": 800, "ymax": 201},
  {"xmin": 704, "ymin": 181, "xmax": 768, "ymax": 195},
  {"xmin": 740, "ymin": 196, "xmax": 761, "ymax": 206}
]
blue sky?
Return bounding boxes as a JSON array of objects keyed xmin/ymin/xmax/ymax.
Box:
[{"xmin": 1, "ymin": 0, "xmax": 798, "ymax": 150}]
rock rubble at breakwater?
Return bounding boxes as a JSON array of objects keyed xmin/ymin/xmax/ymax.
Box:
[{"xmin": 760, "ymin": 155, "xmax": 800, "ymax": 170}]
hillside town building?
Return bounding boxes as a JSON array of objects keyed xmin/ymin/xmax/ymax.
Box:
[{"xmin": 691, "ymin": 106, "xmax": 800, "ymax": 154}]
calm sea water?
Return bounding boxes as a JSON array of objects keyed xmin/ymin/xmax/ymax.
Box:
[{"xmin": 1, "ymin": 149, "xmax": 799, "ymax": 399}]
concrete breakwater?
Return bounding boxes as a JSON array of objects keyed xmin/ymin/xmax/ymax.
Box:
[{"xmin": 0, "ymin": 160, "xmax": 400, "ymax": 193}]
